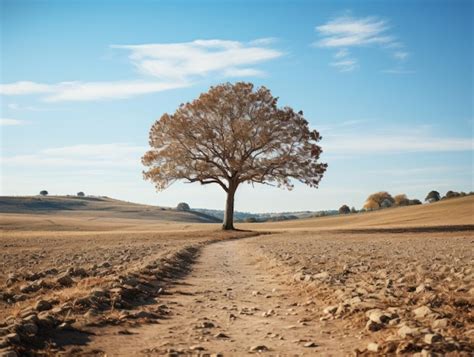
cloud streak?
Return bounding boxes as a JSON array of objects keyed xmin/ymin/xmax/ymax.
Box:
[
  {"xmin": 0, "ymin": 39, "xmax": 282, "ymax": 102},
  {"xmin": 324, "ymin": 133, "xmax": 473, "ymax": 154},
  {"xmin": 1, "ymin": 143, "xmax": 147, "ymax": 168},
  {"xmin": 112, "ymin": 39, "xmax": 282, "ymax": 81},
  {"xmin": 0, "ymin": 118, "xmax": 25, "ymax": 126},
  {"xmin": 315, "ymin": 16, "xmax": 392, "ymax": 48},
  {"xmin": 315, "ymin": 15, "xmax": 411, "ymax": 73},
  {"xmin": 0, "ymin": 80, "xmax": 190, "ymax": 102}
]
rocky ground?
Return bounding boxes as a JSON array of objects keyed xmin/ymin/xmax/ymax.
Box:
[
  {"xmin": 0, "ymin": 229, "xmax": 256, "ymax": 356},
  {"xmin": 0, "ymin": 227, "xmax": 472, "ymax": 356},
  {"xmin": 250, "ymin": 230, "xmax": 474, "ymax": 355}
]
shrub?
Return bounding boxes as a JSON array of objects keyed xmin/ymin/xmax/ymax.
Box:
[
  {"xmin": 394, "ymin": 194, "xmax": 410, "ymax": 206},
  {"xmin": 339, "ymin": 204, "xmax": 351, "ymax": 214},
  {"xmin": 364, "ymin": 199, "xmax": 380, "ymax": 211},
  {"xmin": 176, "ymin": 202, "xmax": 190, "ymax": 211},
  {"xmin": 425, "ymin": 190, "xmax": 440, "ymax": 202},
  {"xmin": 380, "ymin": 198, "xmax": 394, "ymax": 208},
  {"xmin": 39, "ymin": 190, "xmax": 48, "ymax": 196},
  {"xmin": 77, "ymin": 192, "xmax": 85, "ymax": 197},
  {"xmin": 363, "ymin": 191, "xmax": 394, "ymax": 210},
  {"xmin": 444, "ymin": 191, "xmax": 461, "ymax": 199}
]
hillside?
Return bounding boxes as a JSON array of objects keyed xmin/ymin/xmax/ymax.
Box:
[
  {"xmin": 0, "ymin": 195, "xmax": 220, "ymax": 228},
  {"xmin": 244, "ymin": 195, "xmax": 474, "ymax": 231}
]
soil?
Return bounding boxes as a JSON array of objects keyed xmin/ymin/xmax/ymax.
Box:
[{"xmin": 74, "ymin": 238, "xmax": 362, "ymax": 356}]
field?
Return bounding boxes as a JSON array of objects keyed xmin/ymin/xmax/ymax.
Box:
[{"xmin": 0, "ymin": 196, "xmax": 473, "ymax": 356}]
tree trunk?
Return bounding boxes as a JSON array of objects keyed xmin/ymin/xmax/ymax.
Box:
[{"xmin": 222, "ymin": 186, "xmax": 236, "ymax": 230}]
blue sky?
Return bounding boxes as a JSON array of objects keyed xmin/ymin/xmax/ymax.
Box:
[{"xmin": 1, "ymin": 0, "xmax": 472, "ymax": 212}]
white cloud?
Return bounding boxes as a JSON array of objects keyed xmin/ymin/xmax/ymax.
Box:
[
  {"xmin": 324, "ymin": 133, "xmax": 473, "ymax": 155},
  {"xmin": 0, "ymin": 80, "xmax": 190, "ymax": 102},
  {"xmin": 1, "ymin": 143, "xmax": 147, "ymax": 168},
  {"xmin": 112, "ymin": 39, "xmax": 282, "ymax": 81},
  {"xmin": 1, "ymin": 39, "xmax": 282, "ymax": 102},
  {"xmin": 330, "ymin": 59, "xmax": 358, "ymax": 72},
  {"xmin": 381, "ymin": 68, "xmax": 416, "ymax": 74},
  {"xmin": 249, "ymin": 37, "xmax": 278, "ymax": 46},
  {"xmin": 315, "ymin": 15, "xmax": 411, "ymax": 72},
  {"xmin": 315, "ymin": 16, "xmax": 392, "ymax": 48},
  {"xmin": 328, "ymin": 48, "xmax": 358, "ymax": 72},
  {"xmin": 394, "ymin": 51, "xmax": 409, "ymax": 61},
  {"xmin": 47, "ymin": 80, "xmax": 189, "ymax": 102},
  {"xmin": 223, "ymin": 68, "xmax": 265, "ymax": 77},
  {"xmin": 316, "ymin": 119, "xmax": 369, "ymax": 133},
  {"xmin": 0, "ymin": 118, "xmax": 25, "ymax": 126},
  {"xmin": 0, "ymin": 81, "xmax": 54, "ymax": 95},
  {"xmin": 334, "ymin": 48, "xmax": 349, "ymax": 58}
]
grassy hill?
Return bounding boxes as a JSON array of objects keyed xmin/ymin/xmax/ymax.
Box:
[
  {"xmin": 0, "ymin": 196, "xmax": 220, "ymax": 231},
  {"xmin": 243, "ymin": 195, "xmax": 474, "ymax": 231}
]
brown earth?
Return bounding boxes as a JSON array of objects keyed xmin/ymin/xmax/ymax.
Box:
[{"xmin": 0, "ymin": 196, "xmax": 473, "ymax": 356}]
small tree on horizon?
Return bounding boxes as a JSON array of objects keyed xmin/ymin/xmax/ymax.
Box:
[
  {"xmin": 443, "ymin": 190, "xmax": 464, "ymax": 200},
  {"xmin": 363, "ymin": 191, "xmax": 394, "ymax": 210},
  {"xmin": 77, "ymin": 192, "xmax": 85, "ymax": 197},
  {"xmin": 394, "ymin": 194, "xmax": 410, "ymax": 206},
  {"xmin": 425, "ymin": 190, "xmax": 440, "ymax": 202},
  {"xmin": 176, "ymin": 202, "xmax": 191, "ymax": 211},
  {"xmin": 39, "ymin": 190, "xmax": 48, "ymax": 196},
  {"xmin": 339, "ymin": 204, "xmax": 351, "ymax": 214},
  {"xmin": 142, "ymin": 82, "xmax": 327, "ymax": 230}
]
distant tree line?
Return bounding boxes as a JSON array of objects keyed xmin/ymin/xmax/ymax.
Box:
[
  {"xmin": 337, "ymin": 189, "xmax": 473, "ymax": 214},
  {"xmin": 38, "ymin": 191, "xmax": 86, "ymax": 197}
]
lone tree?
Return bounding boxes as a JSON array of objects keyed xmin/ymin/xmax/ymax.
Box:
[
  {"xmin": 77, "ymin": 192, "xmax": 85, "ymax": 197},
  {"xmin": 425, "ymin": 190, "xmax": 440, "ymax": 202},
  {"xmin": 339, "ymin": 204, "xmax": 351, "ymax": 214},
  {"xmin": 142, "ymin": 82, "xmax": 327, "ymax": 230},
  {"xmin": 176, "ymin": 202, "xmax": 190, "ymax": 211},
  {"xmin": 39, "ymin": 190, "xmax": 48, "ymax": 196}
]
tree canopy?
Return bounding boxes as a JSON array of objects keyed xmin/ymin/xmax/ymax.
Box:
[
  {"xmin": 363, "ymin": 191, "xmax": 394, "ymax": 210},
  {"xmin": 176, "ymin": 202, "xmax": 191, "ymax": 211},
  {"xmin": 425, "ymin": 190, "xmax": 440, "ymax": 202},
  {"xmin": 142, "ymin": 82, "xmax": 327, "ymax": 229},
  {"xmin": 394, "ymin": 194, "xmax": 409, "ymax": 206},
  {"xmin": 339, "ymin": 204, "xmax": 350, "ymax": 214}
]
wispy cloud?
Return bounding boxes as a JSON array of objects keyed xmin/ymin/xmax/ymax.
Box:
[
  {"xmin": 315, "ymin": 16, "xmax": 392, "ymax": 48},
  {"xmin": 7, "ymin": 103, "xmax": 66, "ymax": 111},
  {"xmin": 316, "ymin": 119, "xmax": 369, "ymax": 133},
  {"xmin": 368, "ymin": 166, "xmax": 471, "ymax": 176},
  {"xmin": 328, "ymin": 47, "xmax": 358, "ymax": 72},
  {"xmin": 112, "ymin": 39, "xmax": 282, "ymax": 81},
  {"xmin": 0, "ymin": 118, "xmax": 26, "ymax": 126},
  {"xmin": 315, "ymin": 15, "xmax": 412, "ymax": 73},
  {"xmin": 0, "ymin": 39, "xmax": 282, "ymax": 102},
  {"xmin": 324, "ymin": 133, "xmax": 473, "ymax": 154},
  {"xmin": 1, "ymin": 143, "xmax": 146, "ymax": 168},
  {"xmin": 330, "ymin": 59, "xmax": 358, "ymax": 72},
  {"xmin": 334, "ymin": 48, "xmax": 349, "ymax": 59},
  {"xmin": 393, "ymin": 51, "xmax": 409, "ymax": 61},
  {"xmin": 381, "ymin": 68, "xmax": 415, "ymax": 75},
  {"xmin": 0, "ymin": 80, "xmax": 189, "ymax": 102}
]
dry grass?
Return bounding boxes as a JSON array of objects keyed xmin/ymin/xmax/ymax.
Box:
[{"xmin": 241, "ymin": 195, "xmax": 474, "ymax": 231}]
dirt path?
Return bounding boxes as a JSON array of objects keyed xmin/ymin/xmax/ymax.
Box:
[{"xmin": 81, "ymin": 238, "xmax": 362, "ymax": 356}]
